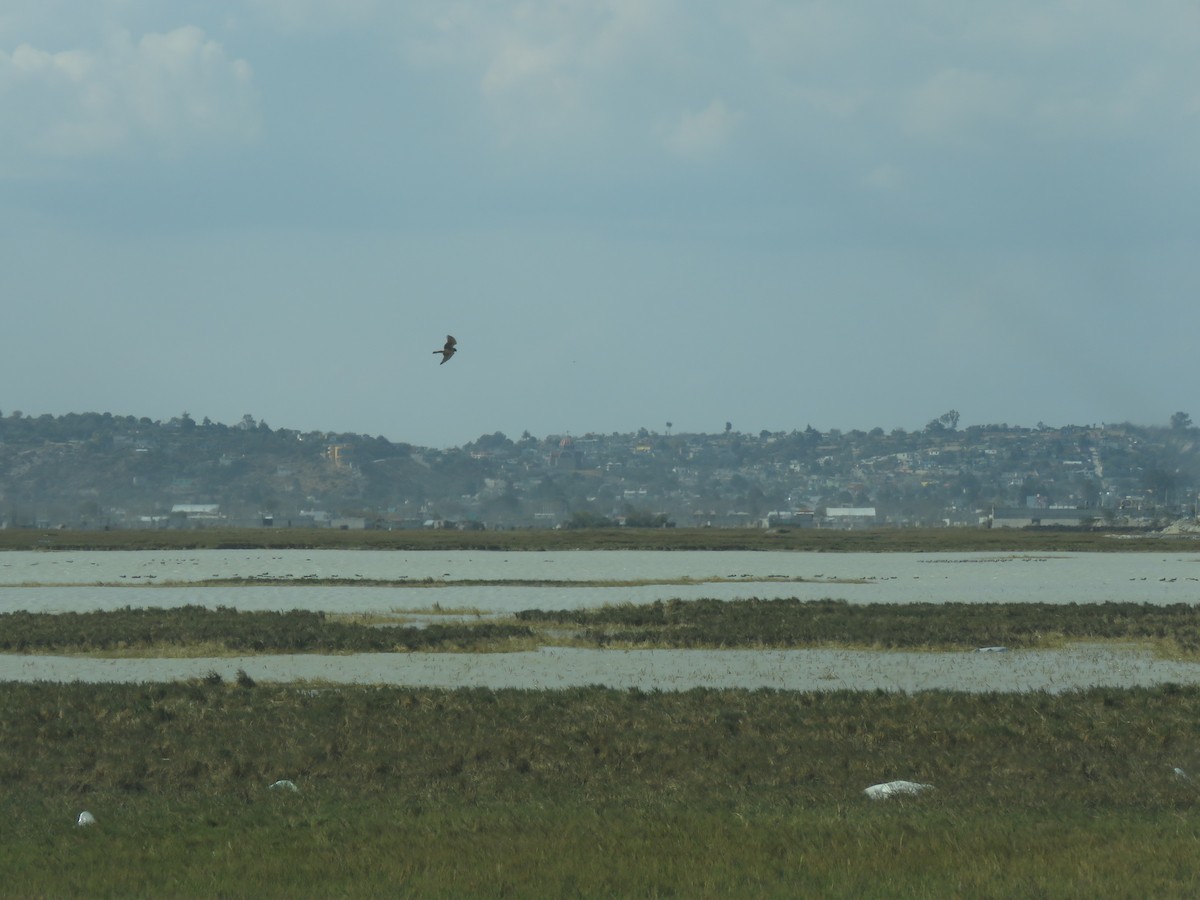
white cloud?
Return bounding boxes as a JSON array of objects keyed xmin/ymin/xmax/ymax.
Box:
[
  {"xmin": 480, "ymin": 30, "xmax": 571, "ymax": 100},
  {"xmin": 893, "ymin": 4, "xmax": 1200, "ymax": 150},
  {"xmin": 899, "ymin": 67, "xmax": 1020, "ymax": 145},
  {"xmin": 387, "ymin": 2, "xmax": 1199, "ymax": 167},
  {"xmin": 661, "ymin": 99, "xmax": 738, "ymax": 158},
  {"xmin": 248, "ymin": 0, "xmax": 380, "ymax": 34},
  {"xmin": 1031, "ymin": 62, "xmax": 1183, "ymax": 142},
  {"xmin": 738, "ymin": 1, "xmax": 870, "ymax": 66},
  {"xmin": 402, "ymin": 1, "xmax": 679, "ymax": 149},
  {"xmin": 0, "ymin": 24, "xmax": 259, "ymax": 165},
  {"xmin": 861, "ymin": 162, "xmax": 904, "ymax": 191}
]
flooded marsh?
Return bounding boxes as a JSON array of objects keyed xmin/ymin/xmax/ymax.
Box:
[
  {"xmin": 2, "ymin": 549, "xmax": 1200, "ymax": 691},
  {"xmin": 7, "ymin": 544, "xmax": 1200, "ymax": 895}
]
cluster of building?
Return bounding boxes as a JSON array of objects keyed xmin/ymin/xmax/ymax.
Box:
[{"xmin": 1, "ymin": 413, "xmax": 1196, "ymax": 530}]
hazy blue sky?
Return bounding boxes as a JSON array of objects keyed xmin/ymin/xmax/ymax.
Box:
[{"xmin": 3, "ymin": 2, "xmax": 1198, "ymax": 448}]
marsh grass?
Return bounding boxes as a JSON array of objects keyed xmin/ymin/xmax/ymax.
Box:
[
  {"xmin": 520, "ymin": 598, "xmax": 1200, "ymax": 655},
  {"xmin": 2, "ymin": 525, "xmax": 1193, "ymax": 552},
  {"xmin": 7, "ymin": 600, "xmax": 1200, "ymax": 657},
  {"xmin": 0, "ymin": 606, "xmax": 534, "ymax": 655},
  {"xmin": 3, "ymin": 682, "xmax": 1200, "ymax": 895},
  {"xmin": 11, "ymin": 575, "xmax": 862, "ymax": 589},
  {"xmin": 325, "ymin": 606, "xmax": 490, "ymax": 628}
]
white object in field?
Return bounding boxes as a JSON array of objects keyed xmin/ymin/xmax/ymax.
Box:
[
  {"xmin": 974, "ymin": 646, "xmax": 1009, "ymax": 653},
  {"xmin": 863, "ymin": 780, "xmax": 934, "ymax": 800},
  {"xmin": 1172, "ymin": 767, "xmax": 1200, "ymax": 792},
  {"xmin": 76, "ymin": 811, "xmax": 96, "ymax": 826},
  {"xmin": 269, "ymin": 779, "xmax": 299, "ymax": 792}
]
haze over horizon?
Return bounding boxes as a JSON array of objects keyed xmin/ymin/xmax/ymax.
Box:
[{"xmin": 3, "ymin": 3, "xmax": 1198, "ymax": 449}]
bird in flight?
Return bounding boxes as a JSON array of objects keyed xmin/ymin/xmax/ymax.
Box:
[{"xmin": 434, "ymin": 335, "xmax": 457, "ymax": 364}]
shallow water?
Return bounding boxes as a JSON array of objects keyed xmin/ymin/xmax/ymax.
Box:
[
  {"xmin": 2, "ymin": 549, "xmax": 1199, "ymax": 614},
  {"xmin": 4, "ymin": 549, "xmax": 1200, "ymax": 691},
  {"xmin": 1, "ymin": 644, "xmax": 1196, "ymax": 693}
]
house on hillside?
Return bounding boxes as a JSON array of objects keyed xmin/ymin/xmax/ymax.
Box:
[
  {"xmin": 170, "ymin": 504, "xmax": 222, "ymax": 525},
  {"xmin": 823, "ymin": 507, "xmax": 877, "ymax": 528},
  {"xmin": 762, "ymin": 510, "xmax": 816, "ymax": 529},
  {"xmin": 988, "ymin": 507, "xmax": 1096, "ymax": 528}
]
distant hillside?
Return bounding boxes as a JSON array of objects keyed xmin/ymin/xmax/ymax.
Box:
[{"xmin": 1, "ymin": 410, "xmax": 1197, "ymax": 530}]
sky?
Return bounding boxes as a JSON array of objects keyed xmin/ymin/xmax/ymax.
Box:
[{"xmin": 2, "ymin": 1, "xmax": 1198, "ymax": 449}]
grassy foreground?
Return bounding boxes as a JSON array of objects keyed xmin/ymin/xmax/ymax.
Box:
[
  {"xmin": 3, "ymin": 682, "xmax": 1200, "ymax": 896},
  {"xmin": 0, "ymin": 524, "xmax": 1193, "ymax": 552}
]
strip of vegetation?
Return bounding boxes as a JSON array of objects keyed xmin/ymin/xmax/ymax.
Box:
[
  {"xmin": 1, "ymin": 525, "xmax": 1193, "ymax": 552},
  {"xmin": 2, "ymin": 682, "xmax": 1200, "ymax": 896},
  {"xmin": 10, "ymin": 574, "xmax": 853, "ymax": 589},
  {"xmin": 0, "ymin": 606, "xmax": 533, "ymax": 655},
  {"xmin": 6, "ymin": 600, "xmax": 1200, "ymax": 656},
  {"xmin": 519, "ymin": 597, "xmax": 1200, "ymax": 653}
]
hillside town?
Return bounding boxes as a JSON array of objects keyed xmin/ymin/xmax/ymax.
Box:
[{"xmin": 1, "ymin": 410, "xmax": 1198, "ymax": 531}]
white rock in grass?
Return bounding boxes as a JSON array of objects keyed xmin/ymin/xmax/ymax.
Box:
[
  {"xmin": 76, "ymin": 811, "xmax": 96, "ymax": 826},
  {"xmin": 863, "ymin": 780, "xmax": 934, "ymax": 800},
  {"xmin": 269, "ymin": 779, "xmax": 299, "ymax": 792}
]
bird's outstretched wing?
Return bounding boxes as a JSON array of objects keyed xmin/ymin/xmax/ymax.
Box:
[{"xmin": 434, "ymin": 335, "xmax": 458, "ymax": 364}]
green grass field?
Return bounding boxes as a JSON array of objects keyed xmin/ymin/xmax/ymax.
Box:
[{"xmin": 3, "ymin": 682, "xmax": 1200, "ymax": 896}]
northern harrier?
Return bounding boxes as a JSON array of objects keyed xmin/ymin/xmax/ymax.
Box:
[{"xmin": 434, "ymin": 335, "xmax": 457, "ymax": 364}]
